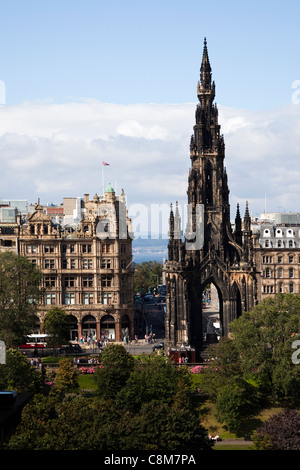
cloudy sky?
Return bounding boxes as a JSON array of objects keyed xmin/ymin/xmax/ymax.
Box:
[{"xmin": 1, "ymin": 0, "xmax": 300, "ymax": 237}]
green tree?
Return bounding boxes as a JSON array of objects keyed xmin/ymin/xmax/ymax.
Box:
[
  {"xmin": 55, "ymin": 358, "xmax": 79, "ymax": 393},
  {"xmin": 200, "ymin": 337, "xmax": 242, "ymax": 400},
  {"xmin": 3, "ymin": 393, "xmax": 92, "ymax": 450},
  {"xmin": 0, "ymin": 348, "xmax": 44, "ymax": 393},
  {"xmin": 230, "ymin": 294, "xmax": 300, "ymax": 403},
  {"xmin": 116, "ymin": 354, "xmax": 192, "ymax": 412},
  {"xmin": 215, "ymin": 383, "xmax": 256, "ymax": 431},
  {"xmin": 43, "ymin": 307, "xmax": 70, "ymax": 347},
  {"xmin": 133, "ymin": 261, "xmax": 162, "ymax": 294},
  {"xmin": 123, "ymin": 400, "xmax": 213, "ymax": 451},
  {"xmin": 0, "ymin": 252, "xmax": 43, "ymax": 347},
  {"xmin": 94, "ymin": 344, "xmax": 134, "ymax": 399}
]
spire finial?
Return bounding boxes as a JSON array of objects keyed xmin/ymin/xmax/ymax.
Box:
[{"xmin": 200, "ymin": 37, "xmax": 212, "ymax": 90}]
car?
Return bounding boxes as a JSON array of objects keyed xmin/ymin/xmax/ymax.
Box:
[
  {"xmin": 153, "ymin": 341, "xmax": 164, "ymax": 350},
  {"xmin": 59, "ymin": 344, "xmax": 82, "ymax": 354}
]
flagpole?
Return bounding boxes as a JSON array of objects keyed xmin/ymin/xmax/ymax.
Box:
[
  {"xmin": 102, "ymin": 164, "xmax": 104, "ymax": 196},
  {"xmin": 101, "ymin": 162, "xmax": 110, "ymax": 195}
]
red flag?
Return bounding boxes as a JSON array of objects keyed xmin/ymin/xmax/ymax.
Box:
[{"xmin": 102, "ymin": 161, "xmax": 110, "ymax": 166}]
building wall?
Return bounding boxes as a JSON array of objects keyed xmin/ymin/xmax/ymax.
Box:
[
  {"xmin": 253, "ymin": 216, "xmax": 300, "ymax": 300},
  {"xmin": 0, "ymin": 188, "xmax": 135, "ymax": 342}
]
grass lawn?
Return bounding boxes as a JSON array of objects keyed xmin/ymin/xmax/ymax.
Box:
[{"xmin": 78, "ymin": 373, "xmax": 98, "ymax": 391}]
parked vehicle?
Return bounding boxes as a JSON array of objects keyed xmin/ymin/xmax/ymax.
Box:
[
  {"xmin": 19, "ymin": 334, "xmax": 49, "ymax": 349},
  {"xmin": 59, "ymin": 344, "xmax": 82, "ymax": 354}
]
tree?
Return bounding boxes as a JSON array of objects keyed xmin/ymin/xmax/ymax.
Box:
[
  {"xmin": 0, "ymin": 348, "xmax": 44, "ymax": 393},
  {"xmin": 54, "ymin": 358, "xmax": 79, "ymax": 393},
  {"xmin": 0, "ymin": 252, "xmax": 43, "ymax": 347},
  {"xmin": 4, "ymin": 392, "xmax": 213, "ymax": 451},
  {"xmin": 43, "ymin": 307, "xmax": 70, "ymax": 347},
  {"xmin": 214, "ymin": 383, "xmax": 258, "ymax": 431},
  {"xmin": 133, "ymin": 261, "xmax": 162, "ymax": 294},
  {"xmin": 200, "ymin": 337, "xmax": 242, "ymax": 400},
  {"xmin": 254, "ymin": 409, "xmax": 300, "ymax": 450},
  {"xmin": 123, "ymin": 400, "xmax": 213, "ymax": 451},
  {"xmin": 115, "ymin": 354, "xmax": 192, "ymax": 412},
  {"xmin": 229, "ymin": 294, "xmax": 300, "ymax": 404},
  {"xmin": 94, "ymin": 344, "xmax": 134, "ymax": 399}
]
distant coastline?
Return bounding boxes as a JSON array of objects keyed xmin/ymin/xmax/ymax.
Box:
[{"xmin": 132, "ymin": 237, "xmax": 168, "ymax": 264}]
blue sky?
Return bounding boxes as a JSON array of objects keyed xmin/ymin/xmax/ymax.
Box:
[
  {"xmin": 1, "ymin": 0, "xmax": 299, "ymax": 109},
  {"xmin": 0, "ymin": 0, "xmax": 300, "ymax": 235}
]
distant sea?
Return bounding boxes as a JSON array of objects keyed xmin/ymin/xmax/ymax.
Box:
[
  {"xmin": 132, "ymin": 238, "xmax": 168, "ymax": 265},
  {"xmin": 132, "ymin": 252, "xmax": 167, "ymax": 264}
]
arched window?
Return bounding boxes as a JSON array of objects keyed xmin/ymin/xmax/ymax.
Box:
[{"xmin": 100, "ymin": 315, "xmax": 115, "ymax": 340}]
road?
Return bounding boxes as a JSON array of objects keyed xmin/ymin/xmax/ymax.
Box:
[{"xmin": 142, "ymin": 298, "xmax": 166, "ymax": 339}]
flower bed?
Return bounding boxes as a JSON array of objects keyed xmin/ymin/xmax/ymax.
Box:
[
  {"xmin": 190, "ymin": 365, "xmax": 207, "ymax": 374},
  {"xmin": 79, "ymin": 366, "xmax": 101, "ymax": 374}
]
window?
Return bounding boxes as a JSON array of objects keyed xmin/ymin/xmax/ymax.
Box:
[
  {"xmin": 263, "ymin": 285, "xmax": 274, "ymax": 293},
  {"xmin": 82, "ymin": 244, "xmax": 92, "ymax": 253},
  {"xmin": 289, "ymin": 240, "xmax": 294, "ymax": 248},
  {"xmin": 83, "ymin": 293, "xmax": 93, "ymax": 305},
  {"xmin": 83, "ymin": 276, "xmax": 93, "ymax": 287},
  {"xmin": 102, "ymin": 244, "xmax": 111, "ymax": 253},
  {"xmin": 278, "ymin": 256, "xmax": 283, "ymax": 264},
  {"xmin": 70, "ymin": 244, "xmax": 75, "ymax": 253},
  {"xmin": 102, "ymin": 293, "xmax": 112, "ymax": 305},
  {"xmin": 46, "ymin": 293, "xmax": 56, "ymax": 305},
  {"xmin": 278, "ymin": 282, "xmax": 283, "ymax": 293},
  {"xmin": 45, "ymin": 259, "xmax": 55, "ymax": 269},
  {"xmin": 45, "ymin": 276, "xmax": 55, "ymax": 288},
  {"xmin": 64, "ymin": 277, "xmax": 75, "ymax": 287},
  {"xmin": 64, "ymin": 293, "xmax": 75, "ymax": 305},
  {"xmin": 289, "ymin": 283, "xmax": 294, "ymax": 293},
  {"xmin": 26, "ymin": 245, "xmax": 37, "ymax": 253},
  {"xmin": 121, "ymin": 244, "xmax": 126, "ymax": 253},
  {"xmin": 289, "ymin": 268, "xmax": 294, "ymax": 278},
  {"xmin": 121, "ymin": 259, "xmax": 127, "ymax": 269},
  {"xmin": 265, "ymin": 268, "xmax": 271, "ymax": 278},
  {"xmin": 278, "ymin": 268, "xmax": 283, "ymax": 278},
  {"xmin": 263, "ymin": 256, "xmax": 273, "ymax": 264},
  {"xmin": 62, "ymin": 259, "xmax": 67, "ymax": 269},
  {"xmin": 45, "ymin": 245, "xmax": 54, "ymax": 253},
  {"xmin": 83, "ymin": 259, "xmax": 93, "ymax": 269},
  {"xmin": 101, "ymin": 276, "xmax": 112, "ymax": 287},
  {"xmin": 101, "ymin": 258, "xmax": 111, "ymax": 269},
  {"xmin": 70, "ymin": 258, "xmax": 76, "ymax": 269},
  {"xmin": 289, "ymin": 255, "xmax": 294, "ymax": 263}
]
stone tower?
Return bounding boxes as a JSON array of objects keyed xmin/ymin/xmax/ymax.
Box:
[{"xmin": 165, "ymin": 39, "xmax": 258, "ymax": 359}]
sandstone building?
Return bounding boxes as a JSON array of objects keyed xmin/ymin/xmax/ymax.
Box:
[
  {"xmin": 0, "ymin": 185, "xmax": 135, "ymax": 342},
  {"xmin": 253, "ymin": 212, "xmax": 300, "ymax": 298}
]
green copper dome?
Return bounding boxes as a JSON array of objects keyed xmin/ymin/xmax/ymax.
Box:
[{"xmin": 105, "ymin": 182, "xmax": 114, "ymax": 193}]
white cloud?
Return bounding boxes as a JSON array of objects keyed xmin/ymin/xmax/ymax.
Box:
[{"xmin": 0, "ymin": 99, "xmax": 300, "ymax": 221}]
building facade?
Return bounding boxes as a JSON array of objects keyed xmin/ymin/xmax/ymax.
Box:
[
  {"xmin": 0, "ymin": 185, "xmax": 135, "ymax": 342},
  {"xmin": 253, "ymin": 212, "xmax": 300, "ymax": 298}
]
